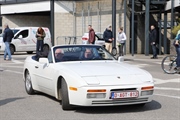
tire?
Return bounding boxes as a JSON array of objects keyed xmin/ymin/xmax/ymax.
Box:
[
  {"xmin": 10, "ymin": 45, "xmax": 15, "ymax": 55},
  {"xmin": 112, "ymin": 47, "xmax": 117, "ymax": 56},
  {"xmin": 27, "ymin": 51, "xmax": 33, "ymax": 54},
  {"xmin": 161, "ymin": 55, "xmax": 177, "ymax": 74},
  {"xmin": 43, "ymin": 44, "xmax": 49, "ymax": 53},
  {"xmin": 25, "ymin": 70, "xmax": 34, "ymax": 95},
  {"xmin": 61, "ymin": 78, "xmax": 72, "ymax": 110}
]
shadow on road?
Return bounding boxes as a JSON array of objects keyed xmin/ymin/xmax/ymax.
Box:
[
  {"xmin": 0, "ymin": 97, "xmax": 25, "ymax": 106},
  {"xmin": 74, "ymin": 100, "xmax": 161, "ymax": 113}
]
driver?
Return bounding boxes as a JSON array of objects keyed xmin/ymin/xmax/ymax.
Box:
[{"xmin": 54, "ymin": 48, "xmax": 64, "ymax": 62}]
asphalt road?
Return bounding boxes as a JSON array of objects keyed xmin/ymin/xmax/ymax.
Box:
[{"xmin": 0, "ymin": 53, "xmax": 179, "ymax": 120}]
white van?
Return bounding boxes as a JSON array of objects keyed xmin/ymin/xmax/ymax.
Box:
[{"xmin": 0, "ymin": 27, "xmax": 52, "ymax": 54}]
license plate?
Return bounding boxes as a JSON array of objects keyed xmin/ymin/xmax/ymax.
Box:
[{"xmin": 111, "ymin": 91, "xmax": 139, "ymax": 99}]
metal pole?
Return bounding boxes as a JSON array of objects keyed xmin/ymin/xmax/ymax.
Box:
[
  {"xmin": 82, "ymin": 3, "xmax": 84, "ymax": 36},
  {"xmin": 73, "ymin": 2, "xmax": 76, "ymax": 37},
  {"xmin": 170, "ymin": 0, "xmax": 174, "ymax": 39},
  {"xmin": 164, "ymin": 11, "xmax": 167, "ymax": 54},
  {"xmin": 145, "ymin": 0, "xmax": 150, "ymax": 56},
  {"xmin": 88, "ymin": 3, "xmax": 90, "ymax": 25},
  {"xmin": 97, "ymin": 2, "xmax": 100, "ymax": 32},
  {"xmin": 131, "ymin": 0, "xmax": 134, "ymax": 56},
  {"xmin": 50, "ymin": 0, "xmax": 54, "ymax": 46},
  {"xmin": 124, "ymin": 0, "xmax": 127, "ymax": 55},
  {"xmin": 112, "ymin": 0, "xmax": 116, "ymax": 48},
  {"xmin": 158, "ymin": 6, "xmax": 162, "ymax": 55}
]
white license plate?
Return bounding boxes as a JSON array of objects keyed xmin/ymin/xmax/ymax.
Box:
[{"xmin": 111, "ymin": 91, "xmax": 139, "ymax": 99}]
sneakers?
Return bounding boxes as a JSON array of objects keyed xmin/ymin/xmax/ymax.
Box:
[{"xmin": 150, "ymin": 57, "xmax": 158, "ymax": 59}]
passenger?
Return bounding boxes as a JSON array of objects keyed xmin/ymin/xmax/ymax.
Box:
[
  {"xmin": 54, "ymin": 48, "xmax": 64, "ymax": 62},
  {"xmin": 81, "ymin": 48, "xmax": 94, "ymax": 60}
]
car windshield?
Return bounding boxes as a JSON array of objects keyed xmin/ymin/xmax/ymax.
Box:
[{"xmin": 53, "ymin": 45, "xmax": 116, "ymax": 63}]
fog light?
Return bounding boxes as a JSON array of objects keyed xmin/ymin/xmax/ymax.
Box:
[
  {"xmin": 141, "ymin": 90, "xmax": 154, "ymax": 96},
  {"xmin": 87, "ymin": 93, "xmax": 106, "ymax": 98}
]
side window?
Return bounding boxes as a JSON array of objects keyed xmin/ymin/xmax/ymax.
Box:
[
  {"xmin": 48, "ymin": 51, "xmax": 53, "ymax": 63},
  {"xmin": 14, "ymin": 30, "xmax": 29, "ymax": 39}
]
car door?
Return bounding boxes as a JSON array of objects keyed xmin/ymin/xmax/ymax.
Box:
[{"xmin": 34, "ymin": 52, "xmax": 54, "ymax": 95}]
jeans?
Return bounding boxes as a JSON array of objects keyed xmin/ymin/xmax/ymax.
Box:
[
  {"xmin": 4, "ymin": 42, "xmax": 12, "ymax": 60},
  {"xmin": 118, "ymin": 43, "xmax": 125, "ymax": 56},
  {"xmin": 175, "ymin": 45, "xmax": 180, "ymax": 67},
  {"xmin": 36, "ymin": 40, "xmax": 44, "ymax": 52},
  {"xmin": 151, "ymin": 44, "xmax": 157, "ymax": 58}
]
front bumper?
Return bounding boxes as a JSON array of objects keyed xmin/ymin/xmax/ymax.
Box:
[{"xmin": 68, "ymin": 84, "xmax": 154, "ymax": 106}]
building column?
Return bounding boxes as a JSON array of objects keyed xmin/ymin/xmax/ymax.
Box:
[
  {"xmin": 131, "ymin": 0, "xmax": 135, "ymax": 56},
  {"xmin": 145, "ymin": 0, "xmax": 150, "ymax": 56},
  {"xmin": 50, "ymin": 0, "xmax": 54, "ymax": 46},
  {"xmin": 124, "ymin": 0, "xmax": 127, "ymax": 55},
  {"xmin": 112, "ymin": 0, "xmax": 116, "ymax": 47}
]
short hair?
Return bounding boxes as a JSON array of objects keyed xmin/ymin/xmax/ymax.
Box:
[
  {"xmin": 88, "ymin": 25, "xmax": 92, "ymax": 27},
  {"xmin": 108, "ymin": 25, "xmax": 112, "ymax": 28},
  {"xmin": 4, "ymin": 23, "xmax": 9, "ymax": 28},
  {"xmin": 120, "ymin": 27, "xmax": 123, "ymax": 30}
]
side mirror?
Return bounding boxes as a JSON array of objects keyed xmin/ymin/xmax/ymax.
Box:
[
  {"xmin": 18, "ymin": 35, "xmax": 23, "ymax": 39},
  {"xmin": 39, "ymin": 58, "xmax": 49, "ymax": 67},
  {"xmin": 118, "ymin": 56, "xmax": 124, "ymax": 62}
]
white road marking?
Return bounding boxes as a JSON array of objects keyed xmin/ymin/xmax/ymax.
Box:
[
  {"xmin": 154, "ymin": 78, "xmax": 180, "ymax": 85},
  {"xmin": 5, "ymin": 70, "xmax": 23, "ymax": 74},
  {"xmin": 154, "ymin": 94, "xmax": 180, "ymax": 99},
  {"xmin": 11, "ymin": 59, "xmax": 24, "ymax": 64},
  {"xmin": 155, "ymin": 87, "xmax": 180, "ymax": 91}
]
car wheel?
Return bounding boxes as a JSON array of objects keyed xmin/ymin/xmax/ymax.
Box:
[
  {"xmin": 43, "ymin": 44, "xmax": 49, "ymax": 53},
  {"xmin": 27, "ymin": 51, "xmax": 33, "ymax": 54},
  {"xmin": 25, "ymin": 70, "xmax": 34, "ymax": 95},
  {"xmin": 112, "ymin": 47, "xmax": 117, "ymax": 56},
  {"xmin": 61, "ymin": 78, "xmax": 72, "ymax": 110},
  {"xmin": 10, "ymin": 45, "xmax": 15, "ymax": 55}
]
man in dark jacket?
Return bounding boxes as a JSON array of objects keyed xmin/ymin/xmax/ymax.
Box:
[
  {"xmin": 149, "ymin": 25, "xmax": 158, "ymax": 59},
  {"xmin": 3, "ymin": 24, "xmax": 14, "ymax": 61},
  {"xmin": 88, "ymin": 25, "xmax": 95, "ymax": 44},
  {"xmin": 103, "ymin": 25, "xmax": 114, "ymax": 53}
]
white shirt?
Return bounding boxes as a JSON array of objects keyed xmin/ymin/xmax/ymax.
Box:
[{"xmin": 117, "ymin": 32, "xmax": 127, "ymax": 43}]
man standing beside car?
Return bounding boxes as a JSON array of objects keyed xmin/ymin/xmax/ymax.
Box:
[
  {"xmin": 3, "ymin": 23, "xmax": 14, "ymax": 61},
  {"xmin": 103, "ymin": 25, "xmax": 114, "ymax": 53},
  {"xmin": 88, "ymin": 25, "xmax": 95, "ymax": 44}
]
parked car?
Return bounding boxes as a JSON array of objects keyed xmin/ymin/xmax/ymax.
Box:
[
  {"xmin": 23, "ymin": 44, "xmax": 154, "ymax": 110},
  {"xmin": 82, "ymin": 32, "xmax": 105, "ymax": 47},
  {"xmin": 0, "ymin": 27, "xmax": 52, "ymax": 54}
]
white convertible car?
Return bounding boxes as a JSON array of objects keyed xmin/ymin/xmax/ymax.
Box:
[{"xmin": 23, "ymin": 45, "xmax": 154, "ymax": 110}]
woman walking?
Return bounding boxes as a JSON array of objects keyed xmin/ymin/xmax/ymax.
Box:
[{"xmin": 117, "ymin": 27, "xmax": 127, "ymax": 56}]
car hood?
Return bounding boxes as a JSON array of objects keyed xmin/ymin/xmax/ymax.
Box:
[{"xmin": 61, "ymin": 61, "xmax": 152, "ymax": 85}]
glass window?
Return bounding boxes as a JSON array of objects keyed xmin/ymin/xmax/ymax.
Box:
[
  {"xmin": 48, "ymin": 51, "xmax": 53, "ymax": 63},
  {"xmin": 14, "ymin": 29, "xmax": 29, "ymax": 39},
  {"xmin": 53, "ymin": 45, "xmax": 116, "ymax": 63}
]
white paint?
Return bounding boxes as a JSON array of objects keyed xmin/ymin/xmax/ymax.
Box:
[
  {"xmin": 165, "ymin": 0, "xmax": 180, "ymax": 11},
  {"xmin": 5, "ymin": 70, "xmax": 23, "ymax": 74},
  {"xmin": 12, "ymin": 59, "xmax": 23, "ymax": 64},
  {"xmin": 0, "ymin": 1, "xmax": 69, "ymax": 15},
  {"xmin": 155, "ymin": 87, "xmax": 180, "ymax": 91},
  {"xmin": 154, "ymin": 94, "xmax": 180, "ymax": 99}
]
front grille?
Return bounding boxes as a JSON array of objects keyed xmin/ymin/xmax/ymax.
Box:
[
  {"xmin": 92, "ymin": 98, "xmax": 148, "ymax": 105},
  {"xmin": 110, "ymin": 88, "xmax": 137, "ymax": 91}
]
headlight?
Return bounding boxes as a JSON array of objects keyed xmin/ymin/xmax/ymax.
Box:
[
  {"xmin": 87, "ymin": 93, "xmax": 106, "ymax": 99},
  {"xmin": 141, "ymin": 90, "xmax": 154, "ymax": 96}
]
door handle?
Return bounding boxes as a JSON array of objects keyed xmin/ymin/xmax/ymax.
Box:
[{"xmin": 35, "ymin": 66, "xmax": 39, "ymax": 68}]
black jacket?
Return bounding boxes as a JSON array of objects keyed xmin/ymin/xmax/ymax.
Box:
[
  {"xmin": 3, "ymin": 27, "xmax": 14, "ymax": 42},
  {"xmin": 149, "ymin": 29, "xmax": 157, "ymax": 43},
  {"xmin": 103, "ymin": 29, "xmax": 113, "ymax": 43}
]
